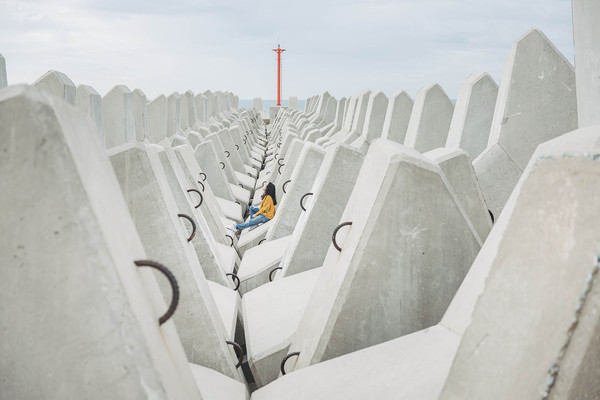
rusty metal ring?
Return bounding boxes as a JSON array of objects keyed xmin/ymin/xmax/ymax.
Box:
[
  {"xmin": 488, "ymin": 209, "xmax": 494, "ymax": 224},
  {"xmin": 278, "ymin": 158, "xmax": 284, "ymax": 166},
  {"xmin": 278, "ymin": 164, "xmax": 284, "ymax": 174},
  {"xmin": 300, "ymin": 192, "xmax": 313, "ymax": 211},
  {"xmin": 283, "ymin": 180, "xmax": 291, "ymax": 194},
  {"xmin": 134, "ymin": 260, "xmax": 179, "ymax": 325},
  {"xmin": 226, "ymin": 273, "xmax": 240, "ymax": 291},
  {"xmin": 269, "ymin": 267, "xmax": 282, "ymax": 282},
  {"xmin": 235, "ymin": 144, "xmax": 239, "ymax": 150},
  {"xmin": 219, "ymin": 162, "xmax": 225, "ymax": 169},
  {"xmin": 226, "ymin": 234, "xmax": 234, "ymax": 247},
  {"xmin": 332, "ymin": 222, "xmax": 352, "ymax": 252},
  {"xmin": 258, "ymin": 239, "xmax": 266, "ymax": 245},
  {"xmin": 197, "ymin": 180, "xmax": 205, "ymax": 192},
  {"xmin": 280, "ymin": 352, "xmax": 300, "ymax": 375},
  {"xmin": 226, "ymin": 340, "xmax": 244, "ymax": 368},
  {"xmin": 199, "ymin": 172, "xmax": 207, "ymax": 182},
  {"xmin": 177, "ymin": 214, "xmax": 196, "ymax": 242},
  {"xmin": 186, "ymin": 189, "xmax": 203, "ymax": 208}
]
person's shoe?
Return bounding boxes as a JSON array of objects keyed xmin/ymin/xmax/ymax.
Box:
[{"xmin": 226, "ymin": 224, "xmax": 238, "ymax": 232}]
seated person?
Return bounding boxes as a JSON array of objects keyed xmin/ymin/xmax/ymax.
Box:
[{"xmin": 227, "ymin": 182, "xmax": 277, "ymax": 232}]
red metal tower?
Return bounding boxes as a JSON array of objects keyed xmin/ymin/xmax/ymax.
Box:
[{"xmin": 272, "ymin": 44, "xmax": 286, "ymax": 106}]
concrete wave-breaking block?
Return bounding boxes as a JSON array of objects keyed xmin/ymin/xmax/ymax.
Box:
[
  {"xmin": 75, "ymin": 84, "xmax": 104, "ymax": 142},
  {"xmin": 252, "ymin": 325, "xmax": 458, "ymax": 400},
  {"xmin": 287, "ymin": 139, "xmax": 481, "ymax": 371},
  {"xmin": 157, "ymin": 146, "xmax": 235, "ymax": 287},
  {"xmin": 404, "ymin": 83, "xmax": 454, "ymax": 152},
  {"xmin": 439, "ymin": 124, "xmax": 600, "ymax": 399},
  {"xmin": 32, "ymin": 70, "xmax": 76, "ymax": 105},
  {"xmin": 0, "ymin": 85, "xmax": 202, "ymax": 399},
  {"xmin": 446, "ymin": 72, "xmax": 498, "ymax": 161},
  {"xmin": 167, "ymin": 91, "xmax": 183, "ymax": 136},
  {"xmin": 351, "ymin": 90, "xmax": 389, "ymax": 152},
  {"xmin": 266, "ymin": 142, "xmax": 327, "ymax": 240},
  {"xmin": 147, "ymin": 94, "xmax": 168, "ymax": 144},
  {"xmin": 425, "ymin": 148, "xmax": 492, "ymax": 243},
  {"xmin": 279, "ymin": 144, "xmax": 365, "ymax": 278},
  {"xmin": 194, "ymin": 140, "xmax": 236, "ymax": 201},
  {"xmin": 132, "ymin": 88, "xmax": 149, "ymax": 142},
  {"xmin": 573, "ymin": 0, "xmax": 600, "ymax": 127},
  {"xmin": 108, "ymin": 143, "xmax": 244, "ymax": 382},
  {"xmin": 243, "ymin": 269, "xmax": 322, "ymax": 387},
  {"xmin": 102, "ymin": 85, "xmax": 136, "ymax": 149},
  {"xmin": 380, "ymin": 90, "xmax": 413, "ymax": 145},
  {"xmin": 474, "ymin": 28, "xmax": 577, "ymax": 217}
]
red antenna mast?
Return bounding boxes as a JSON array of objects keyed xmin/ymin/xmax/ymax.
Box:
[{"xmin": 272, "ymin": 43, "xmax": 286, "ymax": 106}]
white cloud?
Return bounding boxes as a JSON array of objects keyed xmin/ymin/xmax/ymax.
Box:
[{"xmin": 0, "ymin": 0, "xmax": 574, "ymax": 101}]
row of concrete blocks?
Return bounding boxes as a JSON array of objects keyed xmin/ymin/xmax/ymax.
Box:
[
  {"xmin": 0, "ymin": 56, "xmax": 241, "ymax": 149},
  {"xmin": 227, "ymin": 17, "xmax": 598, "ymax": 398},
  {"xmin": 0, "ymin": 77, "xmax": 284, "ymax": 398},
  {"xmin": 3, "ymin": 78, "xmax": 600, "ymax": 399},
  {"xmin": 275, "ymin": 27, "xmax": 577, "ymax": 222}
]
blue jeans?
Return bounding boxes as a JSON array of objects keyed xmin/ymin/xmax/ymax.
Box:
[{"xmin": 236, "ymin": 206, "xmax": 270, "ymax": 230}]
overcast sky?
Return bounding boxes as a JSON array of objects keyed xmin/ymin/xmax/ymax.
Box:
[{"xmin": 0, "ymin": 0, "xmax": 574, "ymax": 102}]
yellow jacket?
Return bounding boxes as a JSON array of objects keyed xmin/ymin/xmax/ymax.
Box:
[{"xmin": 255, "ymin": 195, "xmax": 275, "ymax": 220}]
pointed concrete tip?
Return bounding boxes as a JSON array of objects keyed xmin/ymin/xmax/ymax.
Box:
[
  {"xmin": 77, "ymin": 84, "xmax": 100, "ymax": 96},
  {"xmin": 33, "ymin": 70, "xmax": 75, "ymax": 87},
  {"xmin": 133, "ymin": 88, "xmax": 146, "ymax": 96},
  {"xmin": 168, "ymin": 91, "xmax": 181, "ymax": 98},
  {"xmin": 512, "ymin": 27, "xmax": 573, "ymax": 67},
  {"xmin": 391, "ymin": 90, "xmax": 413, "ymax": 100}
]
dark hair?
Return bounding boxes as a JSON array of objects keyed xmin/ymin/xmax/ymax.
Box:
[{"xmin": 263, "ymin": 182, "xmax": 277, "ymax": 205}]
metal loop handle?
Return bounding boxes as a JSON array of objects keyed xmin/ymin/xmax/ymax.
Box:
[
  {"xmin": 278, "ymin": 158, "xmax": 284, "ymax": 166},
  {"xmin": 186, "ymin": 189, "xmax": 203, "ymax": 208},
  {"xmin": 197, "ymin": 181, "xmax": 205, "ymax": 192},
  {"xmin": 219, "ymin": 162, "xmax": 225, "ymax": 170},
  {"xmin": 300, "ymin": 192, "xmax": 313, "ymax": 211},
  {"xmin": 258, "ymin": 238, "xmax": 266, "ymax": 245},
  {"xmin": 225, "ymin": 150, "xmax": 230, "ymax": 158},
  {"xmin": 134, "ymin": 260, "xmax": 179, "ymax": 325},
  {"xmin": 226, "ymin": 340, "xmax": 244, "ymax": 368},
  {"xmin": 278, "ymin": 164, "xmax": 284, "ymax": 174},
  {"xmin": 332, "ymin": 222, "xmax": 353, "ymax": 252},
  {"xmin": 269, "ymin": 267, "xmax": 282, "ymax": 282},
  {"xmin": 177, "ymin": 213, "xmax": 196, "ymax": 242},
  {"xmin": 280, "ymin": 352, "xmax": 300, "ymax": 375},
  {"xmin": 226, "ymin": 273, "xmax": 240, "ymax": 291},
  {"xmin": 277, "ymin": 143, "xmax": 281, "ymax": 148},
  {"xmin": 274, "ymin": 153, "xmax": 279, "ymax": 159},
  {"xmin": 199, "ymin": 172, "xmax": 207, "ymax": 182},
  {"xmin": 283, "ymin": 180, "xmax": 291, "ymax": 194},
  {"xmin": 235, "ymin": 144, "xmax": 239, "ymax": 150},
  {"xmin": 226, "ymin": 234, "xmax": 234, "ymax": 247},
  {"xmin": 243, "ymin": 139, "xmax": 247, "ymax": 144}
]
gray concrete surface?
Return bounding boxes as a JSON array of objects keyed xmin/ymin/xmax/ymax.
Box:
[
  {"xmin": 573, "ymin": 0, "xmax": 600, "ymax": 127},
  {"xmin": 439, "ymin": 124, "xmax": 600, "ymax": 399},
  {"xmin": 102, "ymin": 85, "xmax": 136, "ymax": 149},
  {"xmin": 474, "ymin": 28, "xmax": 577, "ymax": 217},
  {"xmin": 108, "ymin": 143, "xmax": 245, "ymax": 382},
  {"xmin": 380, "ymin": 90, "xmax": 413, "ymax": 145},
  {"xmin": 132, "ymin": 88, "xmax": 150, "ymax": 142},
  {"xmin": 445, "ymin": 72, "xmax": 498, "ymax": 161},
  {"xmin": 75, "ymin": 84, "xmax": 104, "ymax": 142},
  {"xmin": 404, "ymin": 83, "xmax": 454, "ymax": 152},
  {"xmin": 0, "ymin": 85, "xmax": 202, "ymax": 400},
  {"xmin": 279, "ymin": 144, "xmax": 365, "ymax": 278},
  {"xmin": 288, "ymin": 139, "xmax": 481, "ymax": 370},
  {"xmin": 32, "ymin": 70, "xmax": 76, "ymax": 105},
  {"xmin": 147, "ymin": 94, "xmax": 168, "ymax": 144}
]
